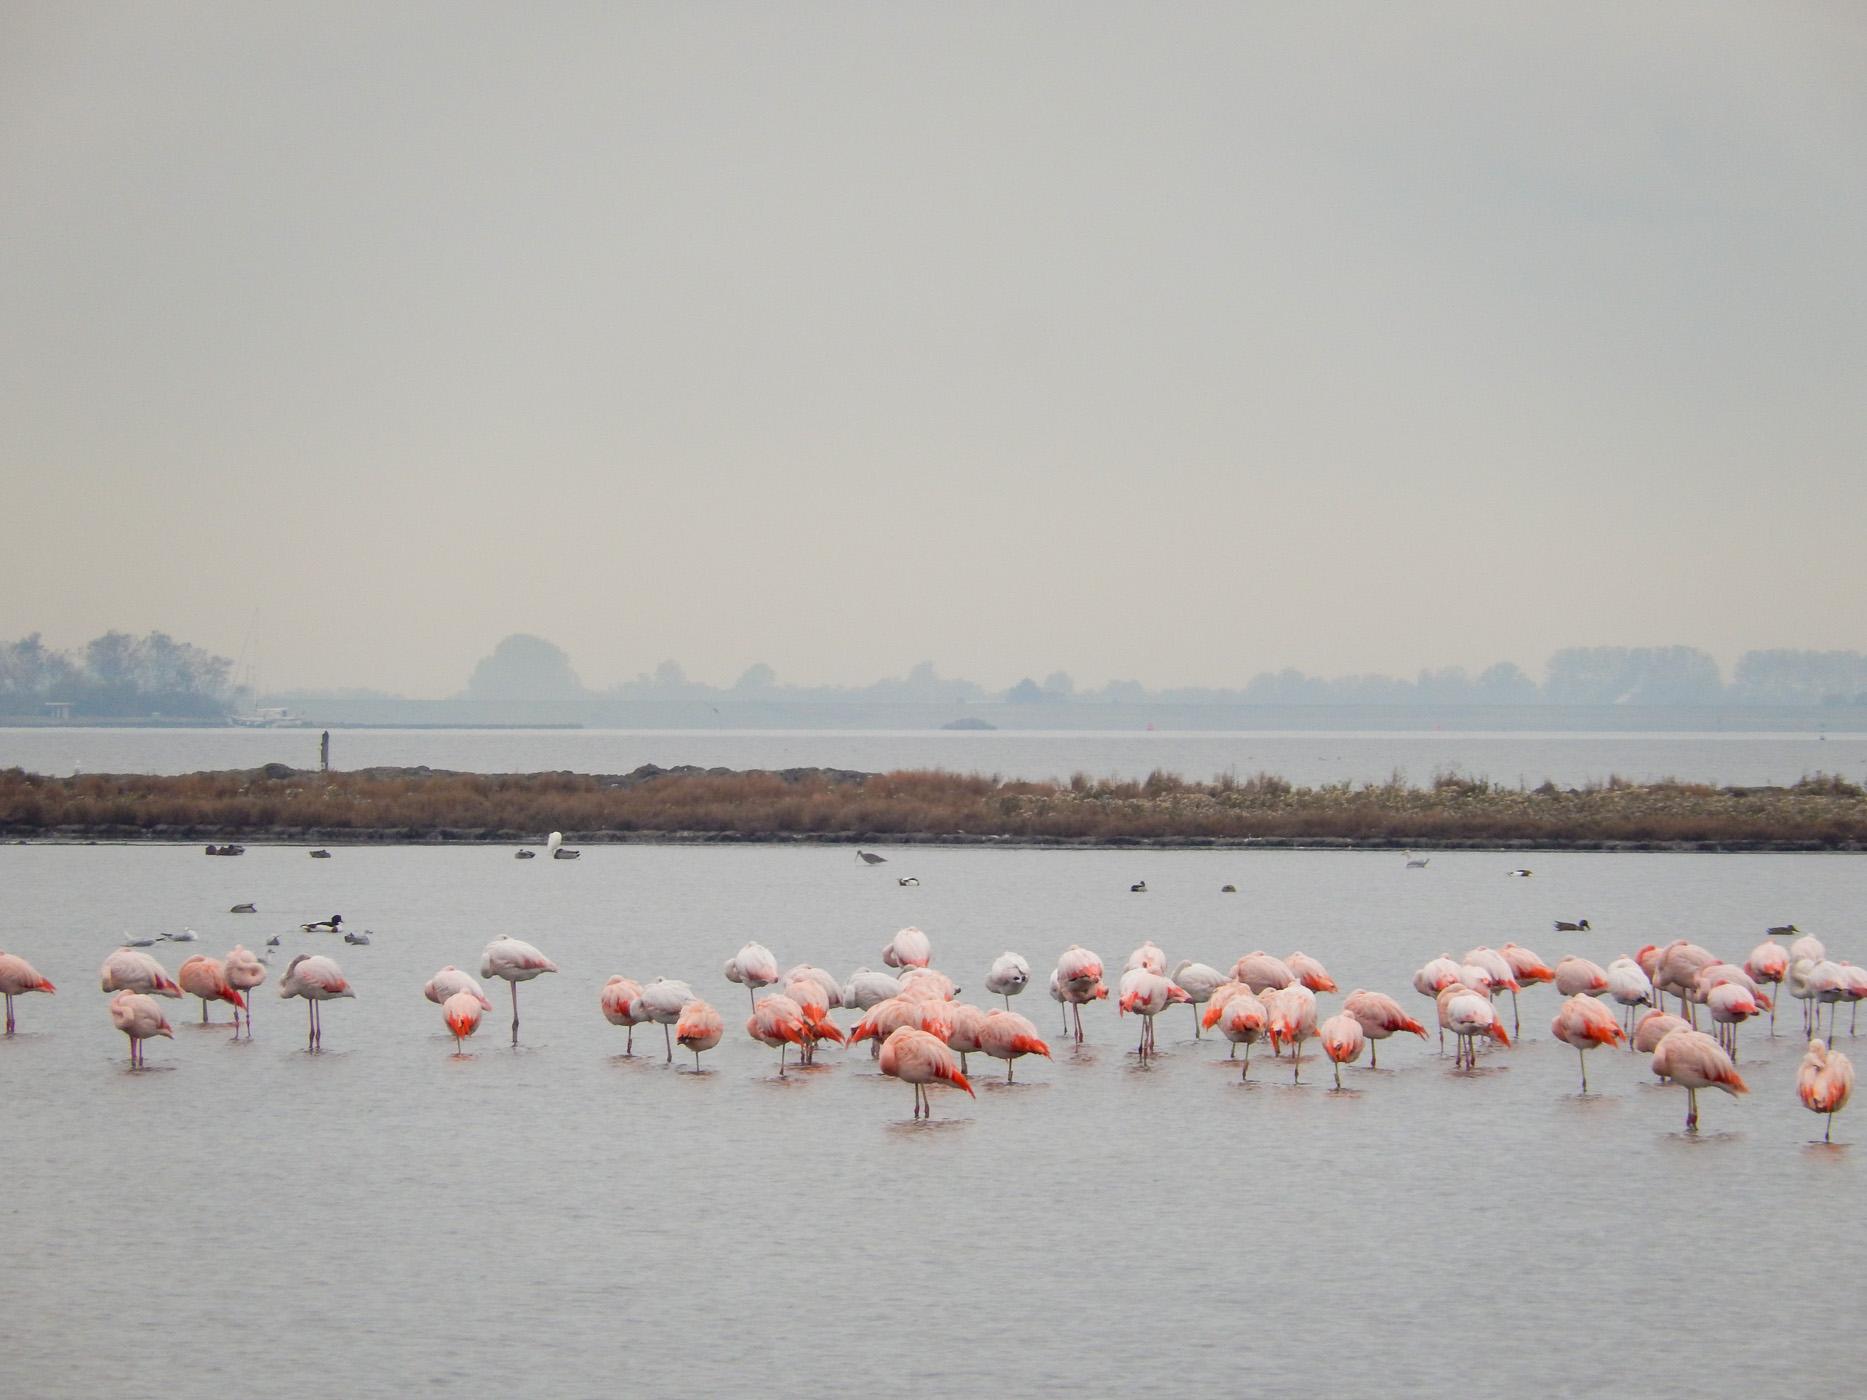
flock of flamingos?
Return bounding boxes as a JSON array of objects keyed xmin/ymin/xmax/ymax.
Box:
[{"xmin": 0, "ymin": 914, "xmax": 1857, "ymax": 1137}]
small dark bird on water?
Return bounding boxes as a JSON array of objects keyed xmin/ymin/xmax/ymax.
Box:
[
  {"xmin": 1768, "ymin": 924, "xmax": 1798, "ymax": 936},
  {"xmin": 1130, "ymin": 881, "xmax": 1147, "ymax": 893},
  {"xmin": 230, "ymin": 902, "xmax": 256, "ymax": 914},
  {"xmin": 1508, "ymin": 869, "xmax": 1533, "ymax": 878},
  {"xmin": 1553, "ymin": 919, "xmax": 1591, "ymax": 932},
  {"xmin": 857, "ymin": 850, "xmax": 887, "ymax": 865},
  {"xmin": 344, "ymin": 929, "xmax": 372, "ymax": 945},
  {"xmin": 1220, "ymin": 884, "xmax": 1237, "ymax": 893},
  {"xmin": 309, "ymin": 849, "xmax": 332, "ymax": 859},
  {"xmin": 514, "ymin": 850, "xmax": 536, "ymax": 860},
  {"xmin": 898, "ymin": 876, "xmax": 920, "ymax": 886},
  {"xmin": 301, "ymin": 914, "xmax": 342, "ymax": 932},
  {"xmin": 552, "ymin": 848, "xmax": 581, "ymax": 860}
]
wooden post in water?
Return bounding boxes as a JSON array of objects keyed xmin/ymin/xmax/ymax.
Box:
[{"xmin": 320, "ymin": 730, "xmax": 331, "ymax": 772}]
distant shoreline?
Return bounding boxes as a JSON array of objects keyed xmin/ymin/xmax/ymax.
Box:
[{"xmin": 4, "ymin": 763, "xmax": 1864, "ymax": 853}]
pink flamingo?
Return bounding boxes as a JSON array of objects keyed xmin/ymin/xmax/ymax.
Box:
[
  {"xmin": 442, "ymin": 989, "xmax": 483, "ymax": 1053},
  {"xmin": 978, "ymin": 1010, "xmax": 1051, "ymax": 1082},
  {"xmin": 1055, "ymin": 946, "xmax": 1108, "ymax": 1045},
  {"xmin": 941, "ymin": 1002, "xmax": 989, "ymax": 1074},
  {"xmin": 1118, "ymin": 969, "xmax": 1189, "ymax": 1063},
  {"xmin": 675, "ymin": 1000, "xmax": 724, "ymax": 1070},
  {"xmin": 99, "ymin": 948, "xmax": 182, "ymax": 998},
  {"xmin": 724, "ymin": 942, "xmax": 780, "ymax": 1012},
  {"xmin": 479, "ymin": 937, "xmax": 558, "ymax": 1047},
  {"xmin": 277, "ymin": 954, "xmax": 353, "ymax": 1051},
  {"xmin": 882, "ymin": 926, "xmax": 932, "ymax": 972},
  {"xmin": 878, "ymin": 1026, "xmax": 974, "ymax": 1119},
  {"xmin": 1412, "ymin": 955, "xmax": 1466, "ymax": 1052},
  {"xmin": 1439, "ymin": 985, "xmax": 1510, "ymax": 1069},
  {"xmin": 1285, "ymin": 951, "xmax": 1338, "ymax": 994},
  {"xmin": 1553, "ymin": 956, "xmax": 1609, "ymax": 998},
  {"xmin": 1650, "ymin": 1028, "xmax": 1747, "ymax": 1131},
  {"xmin": 746, "ymin": 993, "xmax": 811, "ymax": 1076},
  {"xmin": 1124, "ymin": 941, "xmax": 1167, "ymax": 975},
  {"xmin": 0, "ymin": 952, "xmax": 55, "ymax": 1035},
  {"xmin": 424, "ymin": 966, "xmax": 493, "ymax": 1009},
  {"xmin": 1745, "ymin": 941, "xmax": 1789, "ymax": 1036},
  {"xmin": 1170, "ymin": 961, "xmax": 1226, "ymax": 1038},
  {"xmin": 223, "ymin": 946, "xmax": 266, "ymax": 1039},
  {"xmin": 1216, "ymin": 990, "xmax": 1268, "ymax": 1078},
  {"xmin": 1231, "ymin": 951, "xmax": 1297, "ymax": 994},
  {"xmin": 108, "ymin": 990, "xmax": 172, "ymax": 1067},
  {"xmin": 599, "ymin": 976, "xmax": 646, "ymax": 1053},
  {"xmin": 1798, "ymin": 1039, "xmax": 1854, "ymax": 1143},
  {"xmin": 1264, "ymin": 984, "xmax": 1318, "ymax": 1083},
  {"xmin": 1341, "ymin": 989, "xmax": 1428, "ymax": 1068},
  {"xmin": 1318, "ymin": 1013, "xmax": 1366, "ymax": 1089},
  {"xmin": 177, "ymin": 955, "xmax": 245, "ymax": 1027},
  {"xmin": 1551, "ymin": 993, "xmax": 1626, "ymax": 1092},
  {"xmin": 1706, "ymin": 982, "xmax": 1762, "ymax": 1060}
]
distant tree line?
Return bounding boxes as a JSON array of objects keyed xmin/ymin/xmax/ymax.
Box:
[
  {"xmin": 450, "ymin": 635, "xmax": 1867, "ymax": 709},
  {"xmin": 0, "ymin": 632, "xmax": 234, "ymax": 717}
]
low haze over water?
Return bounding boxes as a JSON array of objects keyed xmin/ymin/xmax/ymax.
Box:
[
  {"xmin": 6, "ymin": 722, "xmax": 1866, "ymax": 790},
  {"xmin": 1, "ymin": 840, "xmax": 1859, "ymax": 1397}
]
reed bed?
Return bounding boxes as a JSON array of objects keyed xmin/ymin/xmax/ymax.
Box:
[{"xmin": 3, "ymin": 763, "xmax": 1865, "ymax": 849}]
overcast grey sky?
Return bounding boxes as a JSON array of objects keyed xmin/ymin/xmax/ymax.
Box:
[{"xmin": 4, "ymin": 2, "xmax": 1863, "ymax": 696}]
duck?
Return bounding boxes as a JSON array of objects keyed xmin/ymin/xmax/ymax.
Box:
[
  {"xmin": 343, "ymin": 929, "xmax": 372, "ymax": 946},
  {"xmin": 1130, "ymin": 881, "xmax": 1148, "ymax": 893},
  {"xmin": 1553, "ymin": 919, "xmax": 1591, "ymax": 932},
  {"xmin": 1768, "ymin": 923, "xmax": 1799, "ymax": 937},
  {"xmin": 309, "ymin": 849, "xmax": 333, "ymax": 859},
  {"xmin": 514, "ymin": 849, "xmax": 536, "ymax": 860},
  {"xmin": 1507, "ymin": 868, "xmax": 1533, "ymax": 878},
  {"xmin": 230, "ymin": 902, "xmax": 257, "ymax": 914},
  {"xmin": 301, "ymin": 914, "xmax": 342, "ymax": 933},
  {"xmin": 1220, "ymin": 884, "xmax": 1237, "ymax": 893},
  {"xmin": 551, "ymin": 847, "xmax": 581, "ymax": 860},
  {"xmin": 897, "ymin": 876, "xmax": 920, "ymax": 887},
  {"xmin": 1405, "ymin": 851, "xmax": 1431, "ymax": 868}
]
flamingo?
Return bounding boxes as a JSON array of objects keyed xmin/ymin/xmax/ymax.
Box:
[
  {"xmin": 781, "ymin": 977, "xmax": 845, "ymax": 1065},
  {"xmin": 984, "ymin": 952, "xmax": 1031, "ymax": 1009},
  {"xmin": 177, "ymin": 955, "xmax": 245, "ymax": 1027},
  {"xmin": 1463, "ymin": 947, "xmax": 1522, "ymax": 1033},
  {"xmin": 1264, "ymin": 984, "xmax": 1318, "ymax": 1083},
  {"xmin": 1551, "ymin": 994, "xmax": 1626, "ymax": 1092},
  {"xmin": 639, "ymin": 977, "xmax": 696, "ymax": 1063},
  {"xmin": 941, "ymin": 1002, "xmax": 989, "ymax": 1073},
  {"xmin": 0, "ymin": 952, "xmax": 55, "ymax": 1035},
  {"xmin": 1118, "ymin": 968, "xmax": 1189, "ymax": 1063},
  {"xmin": 724, "ymin": 942, "xmax": 780, "ymax": 1012},
  {"xmin": 1216, "ymin": 990, "xmax": 1268, "ymax": 1079},
  {"xmin": 1499, "ymin": 943, "xmax": 1556, "ymax": 991},
  {"xmin": 1798, "ymin": 1039, "xmax": 1855, "ymax": 1143},
  {"xmin": 1318, "ymin": 1013, "xmax": 1366, "ymax": 1089},
  {"xmin": 1341, "ymin": 989, "xmax": 1427, "ymax": 1068},
  {"xmin": 978, "ymin": 1010, "xmax": 1051, "ymax": 1083},
  {"xmin": 897, "ymin": 967, "xmax": 958, "ymax": 1002},
  {"xmin": 1285, "ymin": 951, "xmax": 1338, "ymax": 994},
  {"xmin": 1055, "ymin": 946, "xmax": 1108, "ymax": 1045},
  {"xmin": 1553, "ymin": 956, "xmax": 1609, "ymax": 999},
  {"xmin": 1653, "ymin": 941, "xmax": 1720, "ymax": 1024},
  {"xmin": 1438, "ymin": 985, "xmax": 1509, "ymax": 1070},
  {"xmin": 1745, "ymin": 941, "xmax": 1789, "ymax": 1036},
  {"xmin": 479, "ymin": 937, "xmax": 559, "ymax": 1047},
  {"xmin": 781, "ymin": 964, "xmax": 843, "ymax": 1011},
  {"xmin": 746, "ymin": 993, "xmax": 811, "ymax": 1076},
  {"xmin": 1706, "ymin": 983, "xmax": 1761, "ymax": 1060},
  {"xmin": 108, "ymin": 990, "xmax": 172, "ymax": 1067},
  {"xmin": 277, "ymin": 954, "xmax": 353, "ymax": 1051},
  {"xmin": 1605, "ymin": 957, "xmax": 1656, "ymax": 1037},
  {"xmin": 1650, "ymin": 1028, "xmax": 1747, "ymax": 1132},
  {"xmin": 1412, "ymin": 955, "xmax": 1466, "ymax": 1053},
  {"xmin": 1230, "ymin": 952, "xmax": 1296, "ymax": 994},
  {"xmin": 1632, "ymin": 1010, "xmax": 1692, "ymax": 1058},
  {"xmin": 597, "ymin": 976, "xmax": 647, "ymax": 1053},
  {"xmin": 841, "ymin": 967, "xmax": 904, "ymax": 1013},
  {"xmin": 878, "ymin": 1026, "xmax": 974, "ymax": 1119},
  {"xmin": 1169, "ymin": 960, "xmax": 1226, "ymax": 1038},
  {"xmin": 675, "ymin": 1000, "xmax": 724, "ymax": 1071},
  {"xmin": 99, "ymin": 948, "xmax": 182, "ymax": 998},
  {"xmin": 424, "ymin": 966, "xmax": 494, "ymax": 1011},
  {"xmin": 442, "ymin": 989, "xmax": 483, "ymax": 1053},
  {"xmin": 882, "ymin": 927, "xmax": 932, "ymax": 971},
  {"xmin": 1808, "ymin": 960, "xmax": 1850, "ymax": 1041},
  {"xmin": 1124, "ymin": 941, "xmax": 1167, "ymax": 975},
  {"xmin": 223, "ymin": 946, "xmax": 266, "ymax": 1039}
]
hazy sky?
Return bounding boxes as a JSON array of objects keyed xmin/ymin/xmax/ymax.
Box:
[{"xmin": 5, "ymin": 3, "xmax": 1864, "ymax": 696}]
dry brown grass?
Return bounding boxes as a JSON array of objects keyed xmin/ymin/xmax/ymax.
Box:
[{"xmin": 2, "ymin": 763, "xmax": 1864, "ymax": 849}]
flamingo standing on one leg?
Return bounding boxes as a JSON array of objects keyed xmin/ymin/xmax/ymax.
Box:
[
  {"xmin": 1264, "ymin": 984, "xmax": 1318, "ymax": 1083},
  {"xmin": 442, "ymin": 989, "xmax": 483, "ymax": 1054},
  {"xmin": 1170, "ymin": 960, "xmax": 1226, "ymax": 1039},
  {"xmin": 1341, "ymin": 989, "xmax": 1428, "ymax": 1069},
  {"xmin": 724, "ymin": 942, "xmax": 780, "ymax": 1013},
  {"xmin": 1216, "ymin": 989, "xmax": 1268, "ymax": 1079},
  {"xmin": 985, "ymin": 952, "xmax": 1031, "ymax": 1010},
  {"xmin": 1551, "ymin": 993, "xmax": 1626, "ymax": 1092},
  {"xmin": 1745, "ymin": 940, "xmax": 1790, "ymax": 1037},
  {"xmin": 1055, "ymin": 946, "xmax": 1108, "ymax": 1046},
  {"xmin": 177, "ymin": 955, "xmax": 245, "ymax": 1028},
  {"xmin": 978, "ymin": 1010, "xmax": 1050, "ymax": 1083},
  {"xmin": 746, "ymin": 993, "xmax": 811, "ymax": 1077},
  {"xmin": 882, "ymin": 927, "xmax": 932, "ymax": 972},
  {"xmin": 0, "ymin": 952, "xmax": 55, "ymax": 1035},
  {"xmin": 1319, "ymin": 1013, "xmax": 1366, "ymax": 1090},
  {"xmin": 277, "ymin": 954, "xmax": 354, "ymax": 1051},
  {"xmin": 599, "ymin": 976, "xmax": 647, "ymax": 1054},
  {"xmin": 639, "ymin": 977, "xmax": 696, "ymax": 1063},
  {"xmin": 675, "ymin": 999, "xmax": 724, "ymax": 1071},
  {"xmin": 878, "ymin": 1025, "xmax": 974, "ymax": 1119},
  {"xmin": 108, "ymin": 990, "xmax": 173, "ymax": 1067},
  {"xmin": 1650, "ymin": 1028, "xmax": 1747, "ymax": 1132},
  {"xmin": 100, "ymin": 948, "xmax": 182, "ymax": 998},
  {"xmin": 1118, "ymin": 969, "xmax": 1189, "ymax": 1063},
  {"xmin": 1798, "ymin": 1039, "xmax": 1854, "ymax": 1143},
  {"xmin": 479, "ymin": 937, "xmax": 558, "ymax": 1047}
]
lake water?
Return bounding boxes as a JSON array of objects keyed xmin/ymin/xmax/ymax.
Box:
[
  {"xmin": 1, "ymin": 839, "xmax": 1860, "ymax": 1398},
  {"xmin": 5, "ymin": 723, "xmax": 1867, "ymax": 788}
]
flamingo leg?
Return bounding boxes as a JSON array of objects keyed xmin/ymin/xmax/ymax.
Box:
[
  {"xmin": 1370, "ymin": 1039, "xmax": 1378, "ymax": 1069},
  {"xmin": 1241, "ymin": 1041, "xmax": 1250, "ymax": 1082},
  {"xmin": 509, "ymin": 982, "xmax": 521, "ymax": 1047},
  {"xmin": 305, "ymin": 1001, "xmax": 315, "ymax": 1052},
  {"xmin": 4, "ymin": 993, "xmax": 13, "ymax": 1036},
  {"xmin": 1333, "ymin": 1058, "xmax": 1342, "ymax": 1090},
  {"xmin": 1579, "ymin": 1046, "xmax": 1588, "ymax": 1094},
  {"xmin": 1006, "ymin": 1059, "xmax": 1015, "ymax": 1084},
  {"xmin": 1510, "ymin": 987, "xmax": 1520, "ymax": 1036},
  {"xmin": 1192, "ymin": 1003, "xmax": 1202, "ymax": 1039},
  {"xmin": 663, "ymin": 1022, "xmax": 673, "ymax": 1063},
  {"xmin": 1686, "ymin": 1086, "xmax": 1699, "ymax": 1131},
  {"xmin": 1825, "ymin": 1114, "xmax": 1833, "ymax": 1143}
]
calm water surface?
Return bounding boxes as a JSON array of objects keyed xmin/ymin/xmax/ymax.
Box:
[
  {"xmin": 6, "ymin": 724, "xmax": 1867, "ymax": 787},
  {"xmin": 2, "ymin": 842, "xmax": 1861, "ymax": 1397}
]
